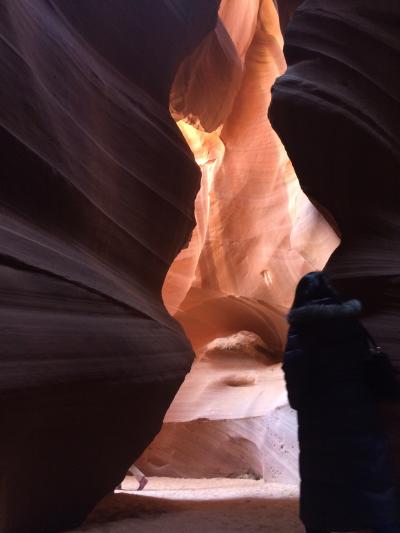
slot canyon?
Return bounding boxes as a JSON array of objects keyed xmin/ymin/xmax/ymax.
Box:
[{"xmin": 0, "ymin": 1, "xmax": 399, "ymax": 531}]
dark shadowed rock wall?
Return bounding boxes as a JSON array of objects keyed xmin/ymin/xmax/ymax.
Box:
[
  {"xmin": 270, "ymin": 0, "xmax": 400, "ymax": 367},
  {"xmin": 0, "ymin": 1, "xmax": 219, "ymax": 531},
  {"xmin": 274, "ymin": 0, "xmax": 305, "ymax": 32},
  {"xmin": 269, "ymin": 0, "xmax": 400, "ymax": 483}
]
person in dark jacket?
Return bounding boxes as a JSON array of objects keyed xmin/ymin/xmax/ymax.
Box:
[{"xmin": 284, "ymin": 271, "xmax": 400, "ymax": 533}]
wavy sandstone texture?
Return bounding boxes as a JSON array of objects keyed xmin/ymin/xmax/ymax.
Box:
[
  {"xmin": 0, "ymin": 1, "xmax": 220, "ymax": 531},
  {"xmin": 269, "ymin": 0, "xmax": 400, "ymax": 478},
  {"xmin": 4, "ymin": 0, "xmax": 393, "ymax": 529},
  {"xmin": 139, "ymin": 0, "xmax": 338, "ymax": 481}
]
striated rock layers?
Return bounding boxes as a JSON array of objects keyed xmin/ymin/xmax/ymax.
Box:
[
  {"xmin": 164, "ymin": 0, "xmax": 337, "ymax": 355},
  {"xmin": 138, "ymin": 331, "xmax": 299, "ymax": 483},
  {"xmin": 269, "ymin": 0, "xmax": 400, "ymax": 372},
  {"xmin": 269, "ymin": 0, "xmax": 400, "ymax": 479},
  {"xmin": 138, "ymin": 0, "xmax": 337, "ymax": 482},
  {"xmin": 0, "ymin": 1, "xmax": 220, "ymax": 531}
]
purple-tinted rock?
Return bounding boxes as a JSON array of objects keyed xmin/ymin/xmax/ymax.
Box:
[
  {"xmin": 269, "ymin": 0, "xmax": 400, "ymax": 484},
  {"xmin": 0, "ymin": 1, "xmax": 219, "ymax": 531}
]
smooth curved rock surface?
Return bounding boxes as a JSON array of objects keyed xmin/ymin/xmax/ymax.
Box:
[
  {"xmin": 0, "ymin": 1, "xmax": 219, "ymax": 531},
  {"xmin": 138, "ymin": 410, "xmax": 298, "ymax": 482},
  {"xmin": 170, "ymin": 0, "xmax": 259, "ymax": 133},
  {"xmin": 269, "ymin": 0, "xmax": 400, "ymax": 483},
  {"xmin": 269, "ymin": 0, "xmax": 400, "ymax": 368},
  {"xmin": 143, "ymin": 0, "xmax": 337, "ymax": 482},
  {"xmin": 138, "ymin": 332, "xmax": 299, "ymax": 483},
  {"xmin": 164, "ymin": 0, "xmax": 337, "ymax": 343}
]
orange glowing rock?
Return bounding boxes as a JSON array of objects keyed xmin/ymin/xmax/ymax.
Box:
[
  {"xmin": 143, "ymin": 0, "xmax": 338, "ymax": 480},
  {"xmin": 165, "ymin": 0, "xmax": 338, "ymax": 348}
]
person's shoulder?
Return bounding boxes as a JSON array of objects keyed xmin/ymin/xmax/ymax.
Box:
[{"xmin": 287, "ymin": 299, "xmax": 361, "ymax": 327}]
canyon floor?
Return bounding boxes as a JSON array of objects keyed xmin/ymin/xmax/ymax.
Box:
[{"xmin": 72, "ymin": 477, "xmax": 303, "ymax": 532}]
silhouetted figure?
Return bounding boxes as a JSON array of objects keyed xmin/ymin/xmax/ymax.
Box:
[{"xmin": 284, "ymin": 272, "xmax": 400, "ymax": 533}]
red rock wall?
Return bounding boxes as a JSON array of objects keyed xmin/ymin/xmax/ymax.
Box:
[
  {"xmin": 141, "ymin": 0, "xmax": 337, "ymax": 481},
  {"xmin": 0, "ymin": 1, "xmax": 220, "ymax": 531}
]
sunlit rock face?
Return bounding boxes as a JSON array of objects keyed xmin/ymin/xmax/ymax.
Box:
[
  {"xmin": 269, "ymin": 0, "xmax": 400, "ymax": 479},
  {"xmin": 164, "ymin": 0, "xmax": 337, "ymax": 343},
  {"xmin": 141, "ymin": 0, "xmax": 338, "ymax": 481},
  {"xmin": 0, "ymin": 1, "xmax": 219, "ymax": 531},
  {"xmin": 138, "ymin": 331, "xmax": 299, "ymax": 482}
]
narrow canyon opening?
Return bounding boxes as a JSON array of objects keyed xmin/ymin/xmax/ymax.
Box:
[
  {"xmin": 1, "ymin": 0, "xmax": 399, "ymax": 532},
  {"xmin": 76, "ymin": 1, "xmax": 337, "ymax": 530}
]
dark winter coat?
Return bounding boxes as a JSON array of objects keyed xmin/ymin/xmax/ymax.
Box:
[{"xmin": 284, "ymin": 297, "xmax": 399, "ymax": 531}]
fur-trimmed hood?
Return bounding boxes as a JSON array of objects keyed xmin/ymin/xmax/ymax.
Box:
[{"xmin": 287, "ymin": 298, "xmax": 362, "ymax": 325}]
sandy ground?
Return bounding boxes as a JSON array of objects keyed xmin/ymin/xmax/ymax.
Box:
[{"xmin": 71, "ymin": 477, "xmax": 303, "ymax": 533}]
